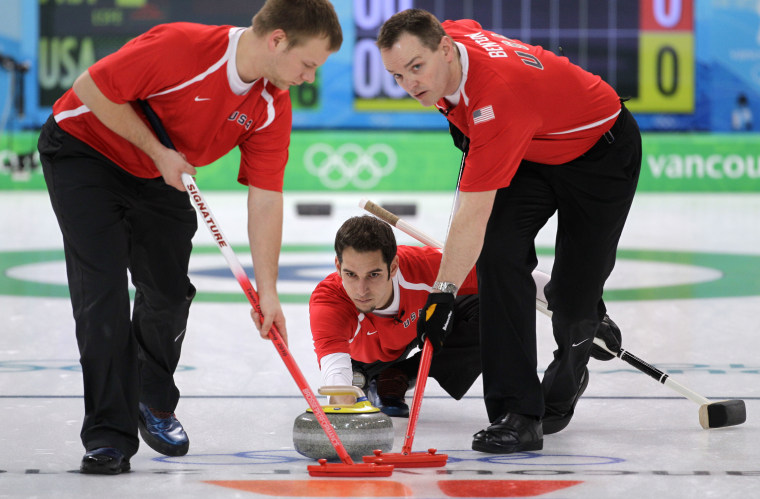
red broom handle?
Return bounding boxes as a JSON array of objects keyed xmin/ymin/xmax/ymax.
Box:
[
  {"xmin": 181, "ymin": 174, "xmax": 355, "ymax": 465},
  {"xmin": 401, "ymin": 339, "xmax": 434, "ymax": 455}
]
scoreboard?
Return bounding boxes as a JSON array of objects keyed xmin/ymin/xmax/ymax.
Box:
[
  {"xmin": 634, "ymin": 0, "xmax": 694, "ymax": 112},
  {"xmin": 37, "ymin": 0, "xmax": 695, "ymax": 128},
  {"xmin": 353, "ymin": 0, "xmax": 694, "ymax": 113}
]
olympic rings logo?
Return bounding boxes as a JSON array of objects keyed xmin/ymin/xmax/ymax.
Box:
[{"xmin": 303, "ymin": 142, "xmax": 396, "ymax": 189}]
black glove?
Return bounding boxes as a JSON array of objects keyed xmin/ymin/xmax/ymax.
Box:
[
  {"xmin": 590, "ymin": 315, "xmax": 622, "ymax": 361},
  {"xmin": 448, "ymin": 122, "xmax": 470, "ymax": 153},
  {"xmin": 417, "ymin": 292, "xmax": 455, "ymax": 352}
]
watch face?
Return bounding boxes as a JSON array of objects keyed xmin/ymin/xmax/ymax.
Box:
[
  {"xmin": 435, "ymin": 282, "xmax": 457, "ymax": 293},
  {"xmin": 352, "ymin": 371, "xmax": 366, "ymax": 388}
]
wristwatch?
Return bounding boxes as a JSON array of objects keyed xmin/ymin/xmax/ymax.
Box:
[
  {"xmin": 432, "ymin": 281, "xmax": 458, "ymax": 295},
  {"xmin": 352, "ymin": 370, "xmax": 366, "ymax": 388}
]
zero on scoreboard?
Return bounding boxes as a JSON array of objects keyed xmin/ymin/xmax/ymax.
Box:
[{"xmin": 631, "ymin": 0, "xmax": 694, "ymax": 112}]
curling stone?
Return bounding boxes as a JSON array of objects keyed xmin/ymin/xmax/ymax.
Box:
[{"xmin": 293, "ymin": 385, "xmax": 394, "ymax": 461}]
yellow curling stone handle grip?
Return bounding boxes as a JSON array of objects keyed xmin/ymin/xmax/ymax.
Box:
[
  {"xmin": 318, "ymin": 385, "xmax": 366, "ymax": 398},
  {"xmin": 307, "ymin": 385, "xmax": 380, "ymax": 414}
]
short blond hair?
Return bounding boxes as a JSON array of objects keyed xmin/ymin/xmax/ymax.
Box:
[{"xmin": 253, "ymin": 0, "xmax": 343, "ymax": 51}]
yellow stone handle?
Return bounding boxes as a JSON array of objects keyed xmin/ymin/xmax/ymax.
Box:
[{"xmin": 317, "ymin": 385, "xmax": 365, "ymax": 398}]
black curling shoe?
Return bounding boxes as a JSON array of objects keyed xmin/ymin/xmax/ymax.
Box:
[
  {"xmin": 543, "ymin": 366, "xmax": 589, "ymax": 435},
  {"xmin": 472, "ymin": 413, "xmax": 543, "ymax": 454},
  {"xmin": 80, "ymin": 447, "xmax": 130, "ymax": 475}
]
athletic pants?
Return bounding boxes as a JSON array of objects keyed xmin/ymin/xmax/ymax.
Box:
[
  {"xmin": 477, "ymin": 104, "xmax": 642, "ymax": 422},
  {"xmin": 354, "ymin": 294, "xmax": 482, "ymax": 400},
  {"xmin": 38, "ymin": 116, "xmax": 197, "ymax": 457}
]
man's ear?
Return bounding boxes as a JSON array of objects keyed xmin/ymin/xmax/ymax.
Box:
[
  {"xmin": 335, "ymin": 256, "xmax": 341, "ymax": 274},
  {"xmin": 389, "ymin": 255, "xmax": 399, "ymax": 278},
  {"xmin": 440, "ymin": 35, "xmax": 454, "ymax": 61},
  {"xmin": 268, "ymin": 28, "xmax": 288, "ymax": 51}
]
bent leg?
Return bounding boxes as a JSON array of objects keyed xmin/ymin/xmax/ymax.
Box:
[
  {"xmin": 542, "ymin": 106, "xmax": 642, "ymax": 413},
  {"xmin": 429, "ymin": 294, "xmax": 481, "ymax": 400},
  {"xmin": 127, "ymin": 178, "xmax": 197, "ymax": 412}
]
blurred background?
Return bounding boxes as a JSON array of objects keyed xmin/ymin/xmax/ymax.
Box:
[{"xmin": 0, "ymin": 0, "xmax": 758, "ymax": 193}]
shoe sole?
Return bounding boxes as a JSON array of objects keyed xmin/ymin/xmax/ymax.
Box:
[
  {"xmin": 380, "ymin": 406, "xmax": 410, "ymax": 418},
  {"xmin": 543, "ymin": 367, "xmax": 589, "ymax": 435},
  {"xmin": 138, "ymin": 419, "xmax": 189, "ymax": 457},
  {"xmin": 80, "ymin": 460, "xmax": 131, "ymax": 475},
  {"xmin": 542, "ymin": 416, "xmax": 572, "ymax": 435},
  {"xmin": 472, "ymin": 439, "xmax": 543, "ymax": 454}
]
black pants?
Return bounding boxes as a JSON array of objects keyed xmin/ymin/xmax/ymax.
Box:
[
  {"xmin": 477, "ymin": 105, "xmax": 642, "ymax": 422},
  {"xmin": 38, "ymin": 116, "xmax": 197, "ymax": 457},
  {"xmin": 354, "ymin": 294, "xmax": 481, "ymax": 400}
]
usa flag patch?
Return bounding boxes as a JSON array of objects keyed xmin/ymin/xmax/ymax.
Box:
[{"xmin": 473, "ymin": 105, "xmax": 495, "ymax": 124}]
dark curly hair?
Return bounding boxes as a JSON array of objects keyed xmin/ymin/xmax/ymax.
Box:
[{"xmin": 334, "ymin": 216, "xmax": 397, "ymax": 273}]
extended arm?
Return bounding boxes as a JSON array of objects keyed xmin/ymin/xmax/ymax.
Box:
[
  {"xmin": 434, "ymin": 189, "xmax": 496, "ymax": 289},
  {"xmin": 247, "ymin": 185, "xmax": 287, "ymax": 344},
  {"xmin": 417, "ymin": 189, "xmax": 496, "ymax": 351},
  {"xmin": 319, "ymin": 352, "xmax": 355, "ymax": 405}
]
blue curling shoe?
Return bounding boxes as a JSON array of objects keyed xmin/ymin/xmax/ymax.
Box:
[
  {"xmin": 138, "ymin": 402, "xmax": 189, "ymax": 456},
  {"xmin": 377, "ymin": 396, "xmax": 410, "ymax": 417},
  {"xmin": 367, "ymin": 381, "xmax": 410, "ymax": 417},
  {"xmin": 80, "ymin": 447, "xmax": 130, "ymax": 475}
]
